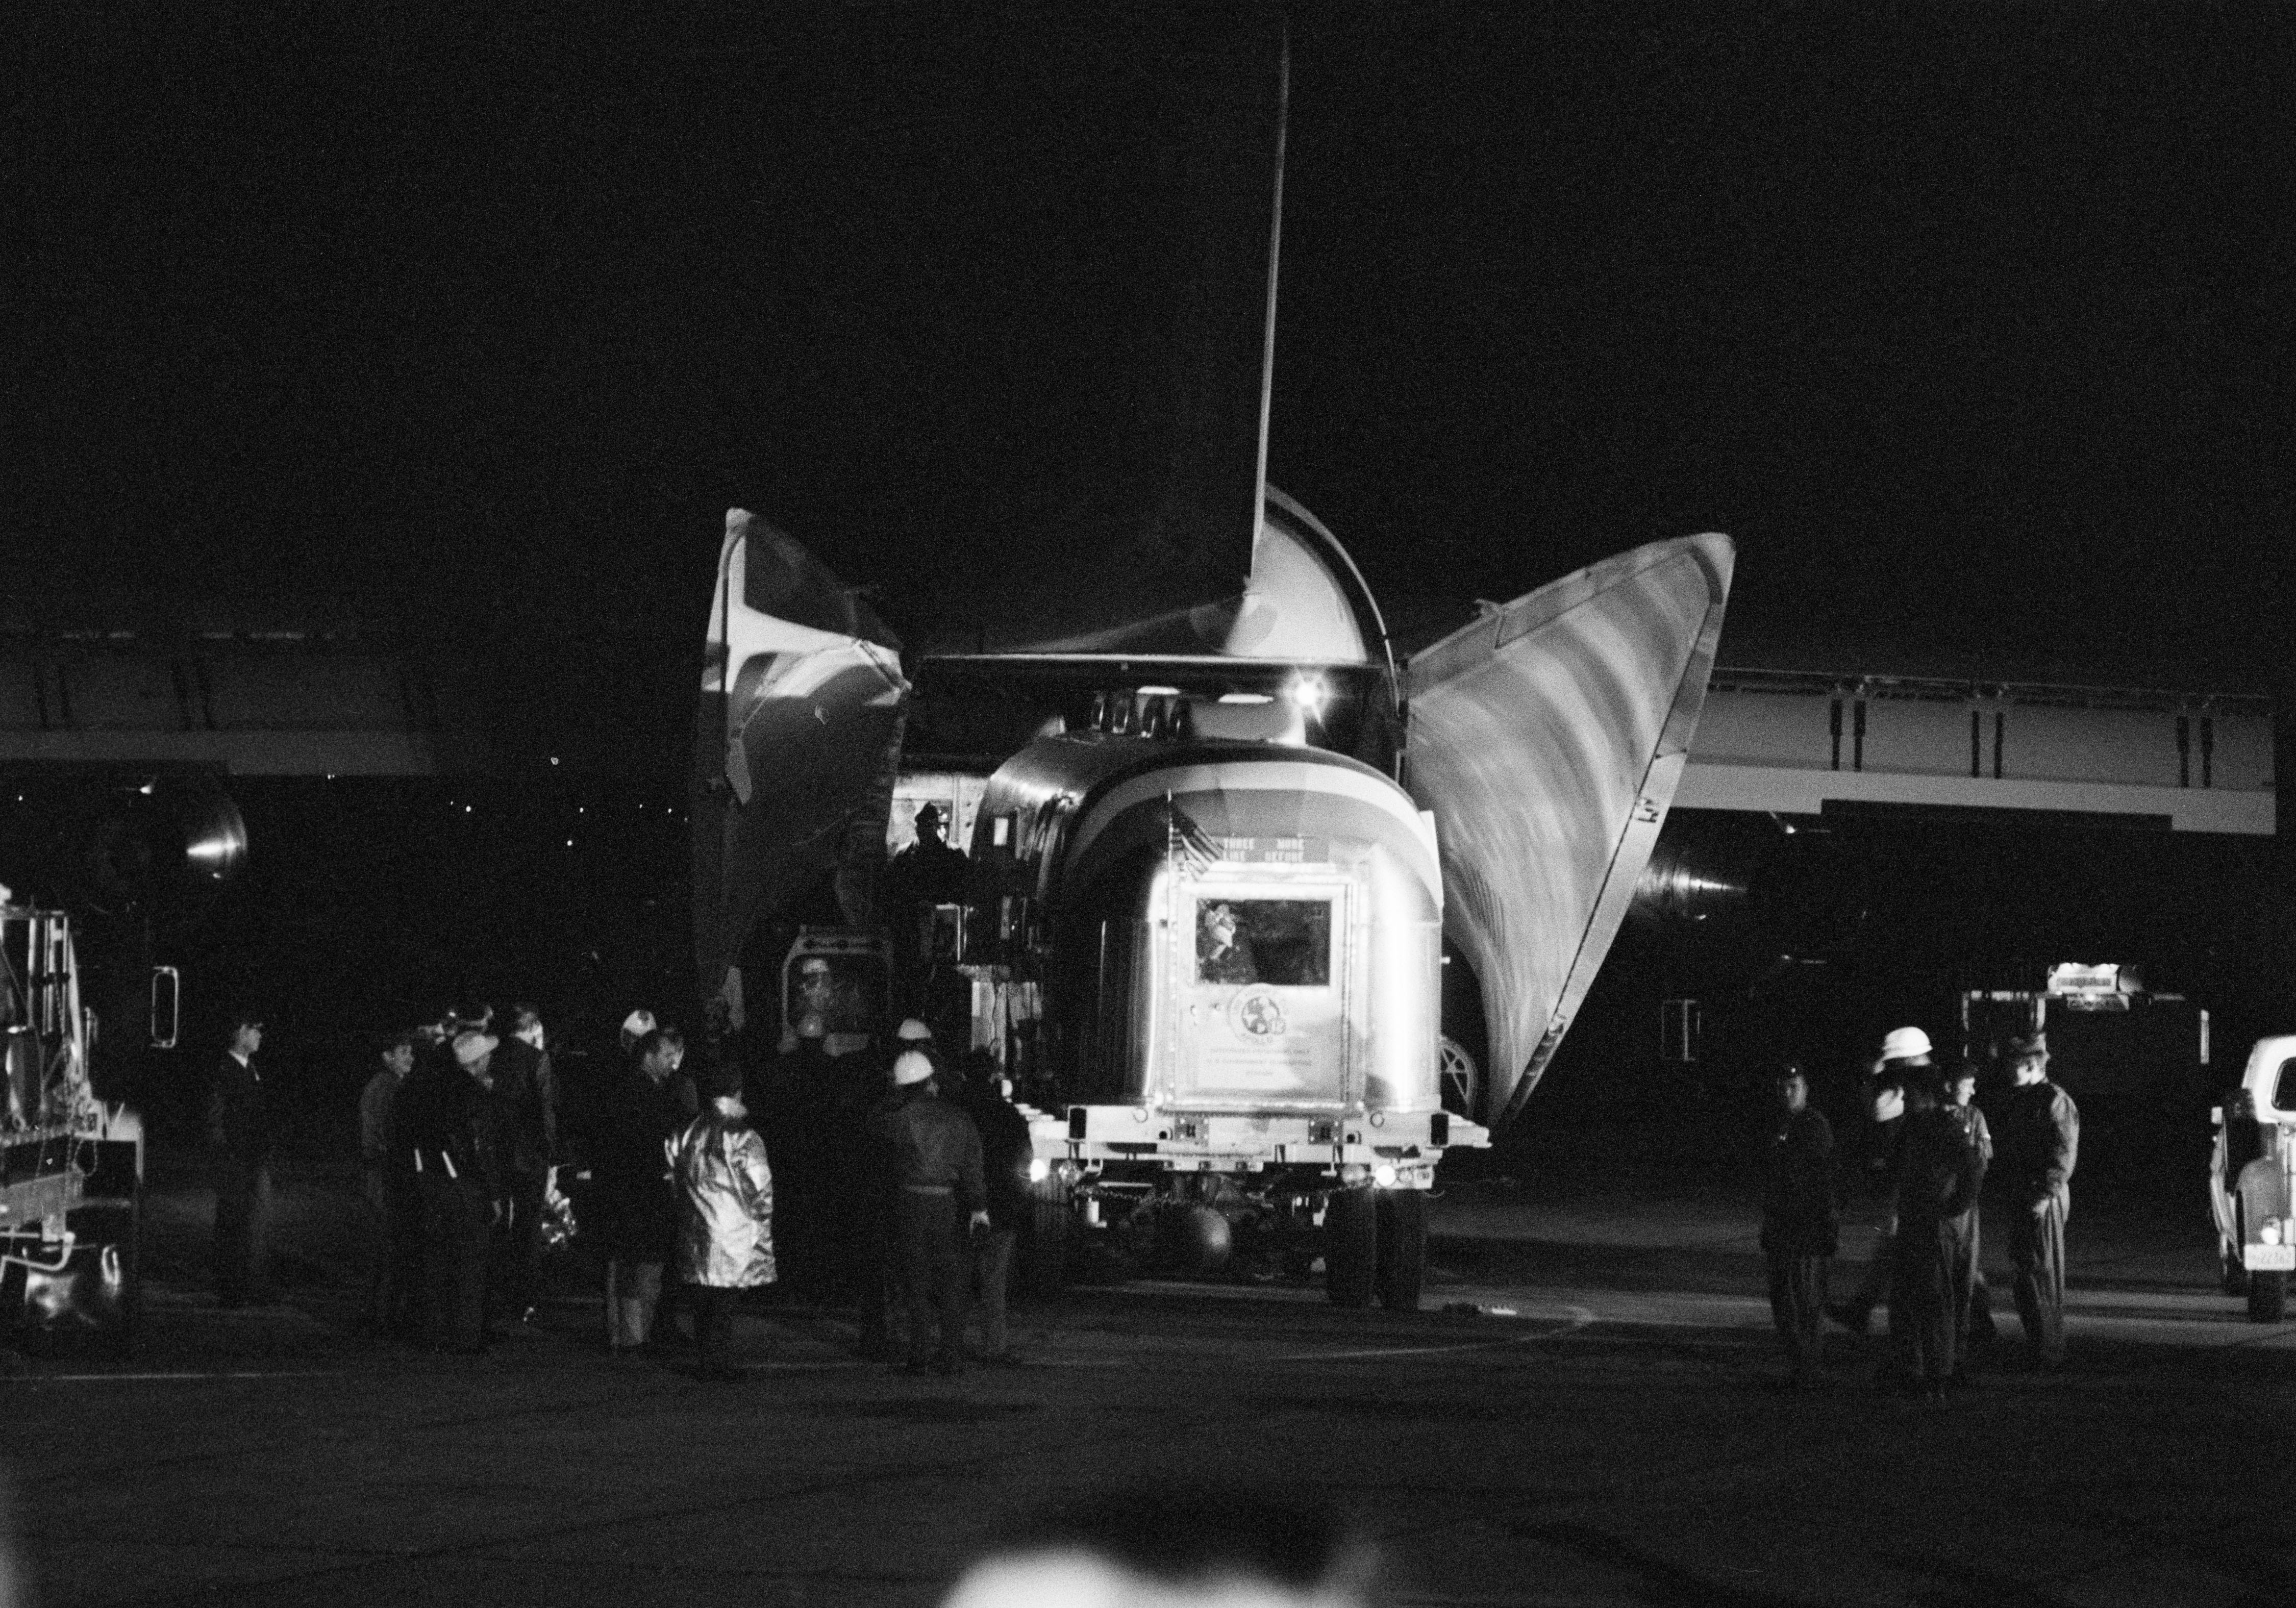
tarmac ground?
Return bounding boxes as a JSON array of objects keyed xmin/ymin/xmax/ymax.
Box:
[{"xmin": 4, "ymin": 1125, "xmax": 2290, "ymax": 1608}]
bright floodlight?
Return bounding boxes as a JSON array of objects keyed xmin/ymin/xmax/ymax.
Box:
[{"xmin": 1287, "ymin": 674, "xmax": 1327, "ymax": 714}]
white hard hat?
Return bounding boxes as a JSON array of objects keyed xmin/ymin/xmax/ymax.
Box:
[
  {"xmin": 895, "ymin": 1018, "xmax": 934, "ymax": 1042},
  {"xmin": 1879, "ymin": 1026, "xmax": 1932, "ymax": 1063},
  {"xmin": 892, "ymin": 1049, "xmax": 935, "ymax": 1087},
  {"xmin": 619, "ymin": 1009, "xmax": 657, "ymax": 1046}
]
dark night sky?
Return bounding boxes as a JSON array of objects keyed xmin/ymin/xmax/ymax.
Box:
[{"xmin": 12, "ymin": 3, "xmax": 2293, "ymax": 744}]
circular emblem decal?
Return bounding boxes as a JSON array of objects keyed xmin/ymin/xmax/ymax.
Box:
[{"xmin": 1229, "ymin": 988, "xmax": 1287, "ymax": 1042}]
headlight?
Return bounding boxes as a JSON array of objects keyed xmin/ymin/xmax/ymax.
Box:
[
  {"xmin": 1338, "ymin": 1163, "xmax": 1367, "ymax": 1186},
  {"xmin": 2263, "ymin": 1220, "xmax": 2282, "ymax": 1245},
  {"xmin": 1371, "ymin": 1163, "xmax": 1398, "ymax": 1189},
  {"xmin": 1027, "ymin": 1158, "xmax": 1051, "ymax": 1183}
]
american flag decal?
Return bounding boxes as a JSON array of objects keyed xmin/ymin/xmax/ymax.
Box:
[{"xmin": 1164, "ymin": 794, "xmax": 1221, "ymax": 879}]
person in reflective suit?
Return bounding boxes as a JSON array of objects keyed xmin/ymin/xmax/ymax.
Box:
[{"xmin": 670, "ymin": 1064, "xmax": 775, "ymax": 1382}]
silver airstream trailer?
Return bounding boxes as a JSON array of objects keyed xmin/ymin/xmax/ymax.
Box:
[{"xmin": 963, "ymin": 724, "xmax": 1469, "ymax": 1307}]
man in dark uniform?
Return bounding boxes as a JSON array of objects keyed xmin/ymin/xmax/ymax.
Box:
[
  {"xmin": 410, "ymin": 1029, "xmax": 512, "ymax": 1354},
  {"xmin": 1759, "ymin": 1063, "xmax": 1836, "ymax": 1388},
  {"xmin": 359, "ymin": 1030, "xmax": 423, "ymax": 1338},
  {"xmin": 758, "ymin": 1011, "xmax": 837, "ymax": 1296},
  {"xmin": 960, "ymin": 1051, "xmax": 1036, "ymax": 1367},
  {"xmin": 490, "ymin": 1003, "xmax": 557, "ymax": 1330},
  {"xmin": 1996, "ymin": 1030, "xmax": 2079, "ymax": 1369},
  {"xmin": 1944, "ymin": 1060, "xmax": 1998, "ymax": 1359},
  {"xmin": 885, "ymin": 803, "xmax": 971, "ymax": 1029},
  {"xmin": 871, "ymin": 1048, "xmax": 989, "ymax": 1375},
  {"xmin": 209, "ymin": 1010, "xmax": 274, "ymax": 1306},
  {"xmin": 851, "ymin": 1019, "xmax": 936, "ymax": 1359}
]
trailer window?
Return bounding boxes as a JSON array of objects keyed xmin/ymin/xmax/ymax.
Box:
[
  {"xmin": 2274, "ymin": 1057, "xmax": 2296, "ymax": 1117},
  {"xmin": 1195, "ymin": 899, "xmax": 1330, "ymax": 987}
]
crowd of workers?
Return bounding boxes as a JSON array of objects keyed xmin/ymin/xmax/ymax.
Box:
[
  {"xmin": 1759, "ymin": 1024, "xmax": 2081, "ymax": 1401},
  {"xmin": 208, "ymin": 992, "xmax": 1035, "ymax": 1380},
  {"xmin": 211, "ymin": 976, "xmax": 2089, "ymax": 1395}
]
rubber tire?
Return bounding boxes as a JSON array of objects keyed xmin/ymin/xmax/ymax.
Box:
[
  {"xmin": 2223, "ymin": 1247, "xmax": 2250, "ymax": 1298},
  {"xmin": 2224, "ymin": 1200, "xmax": 2252, "ymax": 1296},
  {"xmin": 1374, "ymin": 1188, "xmax": 1428, "ymax": 1312},
  {"xmin": 1020, "ymin": 1182, "xmax": 1071, "ymax": 1299},
  {"xmin": 2248, "ymin": 1269, "xmax": 2286, "ymax": 1324},
  {"xmin": 1324, "ymin": 1188, "xmax": 1377, "ymax": 1308}
]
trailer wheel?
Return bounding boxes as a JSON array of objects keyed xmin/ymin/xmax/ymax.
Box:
[
  {"xmin": 1324, "ymin": 1188, "xmax": 1376, "ymax": 1308},
  {"xmin": 1375, "ymin": 1188, "xmax": 1428, "ymax": 1312},
  {"xmin": 1020, "ymin": 1182, "xmax": 1071, "ymax": 1299},
  {"xmin": 2249, "ymin": 1269, "xmax": 2287, "ymax": 1324}
]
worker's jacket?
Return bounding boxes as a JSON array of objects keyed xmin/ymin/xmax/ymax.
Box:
[
  {"xmin": 870, "ymin": 1087, "xmax": 986, "ymax": 1215},
  {"xmin": 1890, "ymin": 1105, "xmax": 1983, "ymax": 1226},
  {"xmin": 1759, "ymin": 1106, "xmax": 1838, "ymax": 1258},
  {"xmin": 1996, "ymin": 1079, "xmax": 2080, "ymax": 1205}
]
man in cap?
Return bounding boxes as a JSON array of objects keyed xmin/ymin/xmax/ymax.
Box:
[
  {"xmin": 1944, "ymin": 1060, "xmax": 1998, "ymax": 1360},
  {"xmin": 359, "ymin": 1030, "xmax": 423, "ymax": 1338},
  {"xmin": 595, "ymin": 1028, "xmax": 686, "ymax": 1353},
  {"xmin": 490, "ymin": 1003, "xmax": 558, "ymax": 1329},
  {"xmin": 1759, "ymin": 1062, "xmax": 1836, "ymax": 1388},
  {"xmin": 209, "ymin": 1010, "xmax": 276, "ymax": 1306},
  {"xmin": 886, "ymin": 802, "xmax": 971, "ymax": 1027},
  {"xmin": 872, "ymin": 1048, "xmax": 990, "ymax": 1374},
  {"xmin": 1995, "ymin": 1030, "xmax": 2079, "ymax": 1368},
  {"xmin": 891, "ymin": 802, "xmax": 967, "ymax": 897},
  {"xmin": 412, "ymin": 1027, "xmax": 509, "ymax": 1353}
]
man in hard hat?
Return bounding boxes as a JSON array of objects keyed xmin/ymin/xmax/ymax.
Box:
[
  {"xmin": 1887, "ymin": 1065, "xmax": 1982, "ymax": 1402},
  {"xmin": 618, "ymin": 1009, "xmax": 657, "ymax": 1055},
  {"xmin": 852, "ymin": 1018, "xmax": 939, "ymax": 1358},
  {"xmin": 871, "ymin": 1048, "xmax": 989, "ymax": 1374},
  {"xmin": 1995, "ymin": 1031, "xmax": 2079, "ymax": 1368},
  {"xmin": 1826, "ymin": 1026, "xmax": 1929, "ymax": 1337}
]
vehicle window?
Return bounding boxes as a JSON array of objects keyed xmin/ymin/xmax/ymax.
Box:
[
  {"xmin": 1194, "ymin": 898, "xmax": 1330, "ymax": 987},
  {"xmin": 2274, "ymin": 1057, "xmax": 2296, "ymax": 1116},
  {"xmin": 787, "ymin": 954, "xmax": 887, "ymax": 1037}
]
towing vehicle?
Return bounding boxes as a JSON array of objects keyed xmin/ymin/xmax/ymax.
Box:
[{"xmin": 2211, "ymin": 1035, "xmax": 2296, "ymax": 1323}]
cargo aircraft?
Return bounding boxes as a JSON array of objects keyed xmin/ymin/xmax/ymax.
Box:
[{"xmin": 689, "ymin": 13, "xmax": 1732, "ymax": 1306}]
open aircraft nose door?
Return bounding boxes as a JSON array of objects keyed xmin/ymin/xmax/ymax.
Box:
[
  {"xmin": 1404, "ymin": 532, "xmax": 1733, "ymax": 1129},
  {"xmin": 149, "ymin": 966, "xmax": 179, "ymax": 1050}
]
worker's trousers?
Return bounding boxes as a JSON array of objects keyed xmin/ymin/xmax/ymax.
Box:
[
  {"xmin": 1765, "ymin": 1251, "xmax": 1827, "ymax": 1374},
  {"xmin": 2008, "ymin": 1189, "xmax": 2069, "ymax": 1364}
]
